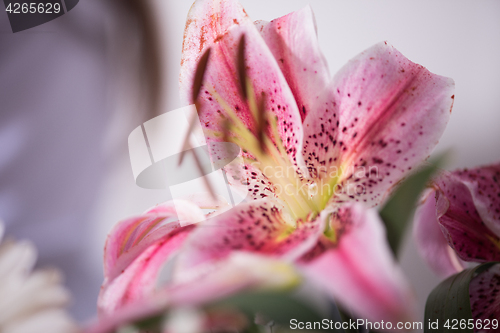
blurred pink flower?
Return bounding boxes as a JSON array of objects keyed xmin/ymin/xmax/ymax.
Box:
[
  {"xmin": 414, "ymin": 163, "xmax": 500, "ymax": 326},
  {"xmin": 95, "ymin": 0, "xmax": 455, "ymax": 330},
  {"xmin": 414, "ymin": 162, "xmax": 500, "ymax": 277}
]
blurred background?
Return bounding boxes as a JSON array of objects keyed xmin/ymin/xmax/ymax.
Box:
[{"xmin": 0, "ymin": 0, "xmax": 499, "ymax": 326}]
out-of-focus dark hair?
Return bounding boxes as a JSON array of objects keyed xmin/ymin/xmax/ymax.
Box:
[{"xmin": 121, "ymin": 0, "xmax": 162, "ymax": 117}]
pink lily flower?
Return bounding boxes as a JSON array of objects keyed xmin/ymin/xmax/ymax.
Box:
[
  {"xmin": 96, "ymin": 0, "xmax": 455, "ymax": 329},
  {"xmin": 414, "ymin": 162, "xmax": 500, "ymax": 277},
  {"xmin": 179, "ymin": 0, "xmax": 453, "ymax": 321}
]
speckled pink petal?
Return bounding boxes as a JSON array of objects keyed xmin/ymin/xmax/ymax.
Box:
[
  {"xmin": 302, "ymin": 203, "xmax": 417, "ymax": 325},
  {"xmin": 103, "ymin": 201, "xmax": 203, "ymax": 284},
  {"xmin": 413, "ymin": 189, "xmax": 464, "ymax": 277},
  {"xmin": 176, "ymin": 199, "xmax": 324, "ymax": 272},
  {"xmin": 255, "ymin": 5, "xmax": 330, "ymax": 122},
  {"xmin": 452, "ymin": 163, "xmax": 500, "ymax": 238},
  {"xmin": 300, "ymin": 82, "xmax": 341, "ymax": 183},
  {"xmin": 302, "ymin": 42, "xmax": 454, "ymax": 207},
  {"xmin": 469, "ymin": 264, "xmax": 500, "ymax": 326},
  {"xmin": 180, "ymin": 3, "xmax": 303, "ymax": 164},
  {"xmin": 434, "ymin": 170, "xmax": 500, "ymax": 263},
  {"xmin": 179, "ymin": 0, "xmax": 251, "ymax": 105},
  {"xmin": 223, "ymin": 158, "xmax": 279, "ymax": 201}
]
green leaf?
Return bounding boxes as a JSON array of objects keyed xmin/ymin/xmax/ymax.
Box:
[
  {"xmin": 424, "ymin": 262, "xmax": 498, "ymax": 333},
  {"xmin": 379, "ymin": 153, "xmax": 448, "ymax": 256},
  {"xmin": 210, "ymin": 290, "xmax": 343, "ymax": 332},
  {"xmin": 132, "ymin": 315, "xmax": 163, "ymax": 333}
]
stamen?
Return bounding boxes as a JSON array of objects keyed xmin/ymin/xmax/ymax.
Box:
[
  {"xmin": 257, "ymin": 92, "xmax": 266, "ymax": 153},
  {"xmin": 191, "ymin": 48, "xmax": 212, "ymax": 103},
  {"xmin": 180, "ymin": 47, "xmax": 212, "ymax": 166},
  {"xmin": 221, "ymin": 117, "xmax": 231, "ymax": 143},
  {"xmin": 269, "ymin": 115, "xmax": 287, "ymax": 159},
  {"xmin": 237, "ymin": 35, "xmax": 247, "ymax": 100}
]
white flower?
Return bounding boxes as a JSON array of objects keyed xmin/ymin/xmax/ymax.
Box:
[{"xmin": 0, "ymin": 221, "xmax": 79, "ymax": 333}]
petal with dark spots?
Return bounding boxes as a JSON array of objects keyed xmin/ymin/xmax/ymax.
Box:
[
  {"xmin": 187, "ymin": 23, "xmax": 303, "ymax": 162},
  {"xmin": 300, "ymin": 84, "xmax": 341, "ymax": 185},
  {"xmin": 180, "ymin": 0, "xmax": 251, "ymax": 96},
  {"xmin": 469, "ymin": 264, "xmax": 500, "ymax": 325},
  {"xmin": 176, "ymin": 199, "xmax": 324, "ymax": 271},
  {"xmin": 223, "ymin": 157, "xmax": 279, "ymax": 202},
  {"xmin": 305, "ymin": 42, "xmax": 454, "ymax": 207},
  {"xmin": 301, "ymin": 203, "xmax": 417, "ymax": 324}
]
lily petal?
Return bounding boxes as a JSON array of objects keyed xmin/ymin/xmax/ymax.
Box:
[
  {"xmin": 255, "ymin": 5, "xmax": 330, "ymax": 121},
  {"xmin": 451, "ymin": 163, "xmax": 500, "ymax": 237},
  {"xmin": 302, "ymin": 203, "xmax": 417, "ymax": 325},
  {"xmin": 179, "ymin": 0, "xmax": 251, "ymax": 105},
  {"xmin": 103, "ymin": 201, "xmax": 203, "ymax": 284},
  {"xmin": 176, "ymin": 199, "xmax": 324, "ymax": 272},
  {"xmin": 180, "ymin": 1, "xmax": 303, "ymax": 163},
  {"xmin": 434, "ymin": 171, "xmax": 500, "ymax": 263},
  {"xmin": 223, "ymin": 157, "xmax": 280, "ymax": 202},
  {"xmin": 302, "ymin": 42, "xmax": 454, "ymax": 207},
  {"xmin": 300, "ymin": 82, "xmax": 341, "ymax": 184},
  {"xmin": 99, "ymin": 201, "xmax": 205, "ymax": 314},
  {"xmin": 98, "ymin": 229, "xmax": 192, "ymax": 315},
  {"xmin": 413, "ymin": 189, "xmax": 464, "ymax": 277},
  {"xmin": 90, "ymin": 252, "xmax": 299, "ymax": 333},
  {"xmin": 469, "ymin": 264, "xmax": 500, "ymax": 325}
]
